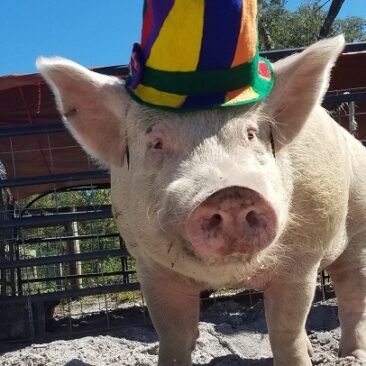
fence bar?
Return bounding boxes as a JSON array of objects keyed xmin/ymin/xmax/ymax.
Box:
[
  {"xmin": 0, "ymin": 248, "xmax": 128, "ymax": 269},
  {"xmin": 0, "ymin": 123, "xmax": 65, "ymax": 137},
  {"xmin": 261, "ymin": 42, "xmax": 366, "ymax": 60},
  {"xmin": 324, "ymin": 91, "xmax": 366, "ymax": 104},
  {"xmin": 18, "ymin": 270, "xmax": 136, "ymax": 284},
  {"xmin": 94, "ymin": 64, "xmax": 129, "ymax": 77},
  {"xmin": 23, "ymin": 204, "xmax": 111, "ymax": 215},
  {"xmin": 0, "ymin": 207, "xmax": 113, "ymax": 229},
  {"xmin": 0, "ymin": 170, "xmax": 109, "ymax": 189},
  {"xmin": 18, "ymin": 232, "xmax": 120, "ymax": 245},
  {"xmin": 0, "ymin": 282, "xmax": 140, "ymax": 304}
]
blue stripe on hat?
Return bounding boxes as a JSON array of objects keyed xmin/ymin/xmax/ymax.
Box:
[
  {"xmin": 197, "ymin": 0, "xmax": 243, "ymax": 70},
  {"xmin": 181, "ymin": 92, "xmax": 226, "ymax": 109}
]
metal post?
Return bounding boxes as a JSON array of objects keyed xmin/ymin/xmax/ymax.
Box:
[
  {"xmin": 348, "ymin": 101, "xmax": 357, "ymax": 135},
  {"xmin": 0, "ymin": 187, "xmax": 6, "ymax": 295},
  {"xmin": 120, "ymin": 236, "xmax": 129, "ymax": 284},
  {"xmin": 56, "ymin": 262, "xmax": 63, "ymax": 291},
  {"xmin": 16, "ymin": 231, "xmax": 23, "ymax": 296},
  {"xmin": 9, "ymin": 235, "xmax": 16, "ymax": 296},
  {"xmin": 64, "ymin": 208, "xmax": 82, "ymax": 290}
]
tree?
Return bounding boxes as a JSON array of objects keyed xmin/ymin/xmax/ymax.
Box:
[
  {"xmin": 258, "ymin": 0, "xmax": 366, "ymax": 50},
  {"xmin": 333, "ymin": 16, "xmax": 366, "ymax": 42}
]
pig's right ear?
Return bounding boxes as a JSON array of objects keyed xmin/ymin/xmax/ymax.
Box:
[
  {"xmin": 36, "ymin": 57, "xmax": 128, "ymax": 167},
  {"xmin": 264, "ymin": 35, "xmax": 345, "ymax": 148}
]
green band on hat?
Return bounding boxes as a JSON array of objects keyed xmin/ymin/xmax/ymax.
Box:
[{"xmin": 141, "ymin": 54, "xmax": 258, "ymax": 96}]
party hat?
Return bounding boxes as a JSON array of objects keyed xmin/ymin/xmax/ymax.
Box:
[{"xmin": 126, "ymin": 0, "xmax": 274, "ymax": 111}]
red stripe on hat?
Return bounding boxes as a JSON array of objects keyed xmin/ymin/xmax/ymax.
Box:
[{"xmin": 141, "ymin": 0, "xmax": 153, "ymax": 48}]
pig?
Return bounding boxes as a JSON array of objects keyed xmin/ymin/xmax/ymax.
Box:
[{"xmin": 37, "ymin": 35, "xmax": 366, "ymax": 366}]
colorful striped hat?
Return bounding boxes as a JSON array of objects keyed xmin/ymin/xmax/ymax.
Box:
[{"xmin": 125, "ymin": 0, "xmax": 274, "ymax": 111}]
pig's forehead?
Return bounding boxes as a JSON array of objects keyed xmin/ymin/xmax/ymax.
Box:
[{"xmin": 129, "ymin": 101, "xmax": 263, "ymax": 128}]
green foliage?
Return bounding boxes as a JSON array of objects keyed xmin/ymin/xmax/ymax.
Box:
[
  {"xmin": 333, "ymin": 16, "xmax": 366, "ymax": 42},
  {"xmin": 258, "ymin": 0, "xmax": 366, "ymax": 50}
]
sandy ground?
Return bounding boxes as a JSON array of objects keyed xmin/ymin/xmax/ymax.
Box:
[{"xmin": 1, "ymin": 296, "xmax": 365, "ymax": 366}]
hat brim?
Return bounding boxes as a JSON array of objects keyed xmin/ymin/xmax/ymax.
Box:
[{"xmin": 126, "ymin": 56, "xmax": 274, "ymax": 112}]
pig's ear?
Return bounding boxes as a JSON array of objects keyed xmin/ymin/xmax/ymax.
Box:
[
  {"xmin": 36, "ymin": 57, "xmax": 128, "ymax": 167},
  {"xmin": 264, "ymin": 35, "xmax": 345, "ymax": 148}
]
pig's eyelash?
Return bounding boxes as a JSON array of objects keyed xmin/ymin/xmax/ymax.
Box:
[
  {"xmin": 156, "ymin": 208, "xmax": 168, "ymax": 233},
  {"xmin": 157, "ymin": 212, "xmax": 182, "ymax": 234},
  {"xmin": 146, "ymin": 202, "xmax": 153, "ymax": 224}
]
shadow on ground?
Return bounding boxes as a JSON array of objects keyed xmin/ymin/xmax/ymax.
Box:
[
  {"xmin": 195, "ymin": 355, "xmax": 273, "ymax": 365},
  {"xmin": 64, "ymin": 360, "xmax": 93, "ymax": 366},
  {"xmin": 201, "ymin": 288, "xmax": 338, "ymax": 336},
  {"xmin": 0, "ymin": 289, "xmax": 338, "ymax": 355}
]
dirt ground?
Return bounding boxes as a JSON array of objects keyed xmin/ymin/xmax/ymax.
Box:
[{"xmin": 1, "ymin": 296, "xmax": 365, "ymax": 366}]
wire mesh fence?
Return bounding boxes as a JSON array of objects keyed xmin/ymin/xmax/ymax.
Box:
[{"xmin": 0, "ymin": 181, "xmax": 141, "ymax": 344}]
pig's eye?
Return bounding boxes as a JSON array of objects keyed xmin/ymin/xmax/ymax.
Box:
[{"xmin": 247, "ymin": 128, "xmax": 257, "ymax": 140}]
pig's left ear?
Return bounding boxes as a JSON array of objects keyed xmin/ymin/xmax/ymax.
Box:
[
  {"xmin": 264, "ymin": 35, "xmax": 345, "ymax": 148},
  {"xmin": 37, "ymin": 57, "xmax": 129, "ymax": 167}
]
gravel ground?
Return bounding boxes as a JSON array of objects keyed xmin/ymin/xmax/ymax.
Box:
[{"xmin": 1, "ymin": 297, "xmax": 365, "ymax": 366}]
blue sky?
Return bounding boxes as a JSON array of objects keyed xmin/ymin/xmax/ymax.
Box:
[{"xmin": 0, "ymin": 0, "xmax": 364, "ymax": 76}]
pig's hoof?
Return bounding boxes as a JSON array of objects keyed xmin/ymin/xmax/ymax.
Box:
[
  {"xmin": 339, "ymin": 348, "xmax": 366, "ymax": 360},
  {"xmin": 350, "ymin": 349, "xmax": 366, "ymax": 360}
]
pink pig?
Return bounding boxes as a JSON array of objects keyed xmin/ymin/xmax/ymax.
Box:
[{"xmin": 37, "ymin": 35, "xmax": 366, "ymax": 365}]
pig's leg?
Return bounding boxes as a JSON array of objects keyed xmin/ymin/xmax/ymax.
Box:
[
  {"xmin": 138, "ymin": 262, "xmax": 200, "ymax": 366},
  {"xmin": 264, "ymin": 275, "xmax": 317, "ymax": 366},
  {"xmin": 328, "ymin": 236, "xmax": 366, "ymax": 360}
]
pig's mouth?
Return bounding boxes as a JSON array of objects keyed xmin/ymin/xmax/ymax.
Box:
[{"xmin": 183, "ymin": 186, "xmax": 278, "ymax": 258}]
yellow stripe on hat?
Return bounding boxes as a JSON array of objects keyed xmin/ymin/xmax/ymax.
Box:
[
  {"xmin": 146, "ymin": 0, "xmax": 204, "ymax": 72},
  {"xmin": 134, "ymin": 83, "xmax": 187, "ymax": 108}
]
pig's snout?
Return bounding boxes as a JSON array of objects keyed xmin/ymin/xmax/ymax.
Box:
[{"xmin": 185, "ymin": 187, "xmax": 278, "ymax": 257}]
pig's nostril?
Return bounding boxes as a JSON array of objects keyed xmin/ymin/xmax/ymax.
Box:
[
  {"xmin": 205, "ymin": 213, "xmax": 222, "ymax": 232},
  {"xmin": 246, "ymin": 210, "xmax": 260, "ymax": 230}
]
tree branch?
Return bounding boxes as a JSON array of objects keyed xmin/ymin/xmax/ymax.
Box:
[
  {"xmin": 318, "ymin": 0, "xmax": 345, "ymax": 39},
  {"xmin": 258, "ymin": 17, "xmax": 274, "ymax": 50}
]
